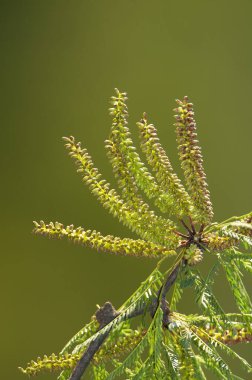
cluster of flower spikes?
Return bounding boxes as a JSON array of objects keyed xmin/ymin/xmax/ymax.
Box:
[{"xmin": 31, "ymin": 89, "xmax": 240, "ymax": 261}]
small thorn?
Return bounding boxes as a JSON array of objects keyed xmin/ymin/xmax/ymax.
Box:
[
  {"xmin": 189, "ymin": 216, "xmax": 196, "ymax": 234},
  {"xmin": 180, "ymin": 219, "xmax": 193, "ymax": 236}
]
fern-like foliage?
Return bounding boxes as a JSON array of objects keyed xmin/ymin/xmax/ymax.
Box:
[{"xmin": 20, "ymin": 90, "xmax": 252, "ymax": 380}]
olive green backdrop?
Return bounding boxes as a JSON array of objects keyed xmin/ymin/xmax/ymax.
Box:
[{"xmin": 1, "ymin": 1, "xmax": 252, "ymax": 379}]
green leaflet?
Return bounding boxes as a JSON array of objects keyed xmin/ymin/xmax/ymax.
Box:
[
  {"xmin": 219, "ymin": 228, "xmax": 252, "ymax": 250},
  {"xmin": 210, "ymin": 215, "xmax": 252, "ymax": 232},
  {"xmin": 171, "ymin": 316, "xmax": 250, "ymax": 379},
  {"xmin": 60, "ymin": 319, "xmax": 98, "ymax": 356},
  {"xmin": 169, "ymin": 278, "xmax": 183, "ymax": 311},
  {"xmin": 106, "ymin": 306, "xmax": 162, "ymax": 379},
  {"xmin": 191, "ymin": 266, "xmax": 227, "ymax": 326},
  {"xmin": 176, "ymin": 327, "xmax": 207, "ymax": 379},
  {"xmin": 169, "ymin": 265, "xmax": 188, "ymax": 310},
  {"xmin": 222, "ymin": 248, "xmax": 252, "ymax": 278},
  {"xmin": 166, "ymin": 321, "xmax": 204, "ymax": 379},
  {"xmin": 106, "ymin": 329, "xmax": 148, "ymax": 379},
  {"xmin": 236, "ymin": 258, "xmax": 252, "ymax": 274},
  {"xmin": 129, "ymin": 358, "xmax": 152, "ymax": 380},
  {"xmin": 190, "ymin": 329, "xmax": 232, "ymax": 379},
  {"xmin": 218, "ymin": 254, "xmax": 252, "ymax": 314},
  {"xmin": 193, "ymin": 325, "xmax": 252, "ymax": 374},
  {"xmin": 162, "ymin": 342, "xmax": 180, "ymax": 380},
  {"xmin": 149, "ymin": 306, "xmax": 165, "ymax": 375},
  {"xmin": 57, "ymin": 369, "xmax": 71, "ymax": 380},
  {"xmin": 92, "ymin": 364, "xmax": 109, "ymax": 380},
  {"xmin": 57, "ymin": 319, "xmax": 98, "ymax": 380}
]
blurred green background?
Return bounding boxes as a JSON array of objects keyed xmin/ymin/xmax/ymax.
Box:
[{"xmin": 1, "ymin": 1, "xmax": 252, "ymax": 379}]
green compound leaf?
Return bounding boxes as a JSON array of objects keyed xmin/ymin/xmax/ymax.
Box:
[{"xmin": 218, "ymin": 253, "xmax": 252, "ymax": 314}]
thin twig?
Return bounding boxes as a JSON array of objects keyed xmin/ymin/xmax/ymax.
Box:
[
  {"xmin": 160, "ymin": 262, "xmax": 181, "ymax": 327},
  {"xmin": 69, "ymin": 329, "xmax": 110, "ymax": 380},
  {"xmin": 173, "ymin": 230, "xmax": 189, "ymax": 239},
  {"xmin": 161, "ymin": 262, "xmax": 181, "ymax": 301}
]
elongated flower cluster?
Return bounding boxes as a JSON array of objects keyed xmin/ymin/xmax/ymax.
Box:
[
  {"xmin": 19, "ymin": 353, "xmax": 80, "ymax": 376},
  {"xmin": 174, "ymin": 97, "xmax": 214, "ymax": 224},
  {"xmin": 201, "ymin": 232, "xmax": 236, "ymax": 251},
  {"xmin": 137, "ymin": 114, "xmax": 193, "ymax": 217},
  {"xmin": 107, "ymin": 90, "xmax": 158, "ymax": 200},
  {"xmin": 33, "ymin": 221, "xmax": 176, "ymax": 258},
  {"xmin": 202, "ymin": 324, "xmax": 252, "ymax": 346}
]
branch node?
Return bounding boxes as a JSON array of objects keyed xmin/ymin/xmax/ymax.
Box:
[{"xmin": 95, "ymin": 301, "xmax": 119, "ymax": 328}]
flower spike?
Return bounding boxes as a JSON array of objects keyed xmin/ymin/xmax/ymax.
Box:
[
  {"xmin": 174, "ymin": 97, "xmax": 214, "ymax": 224},
  {"xmin": 138, "ymin": 113, "xmax": 194, "ymax": 217},
  {"xmin": 33, "ymin": 221, "xmax": 176, "ymax": 258}
]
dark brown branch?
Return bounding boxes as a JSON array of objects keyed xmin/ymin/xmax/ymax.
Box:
[
  {"xmin": 95, "ymin": 302, "xmax": 119, "ymax": 328},
  {"xmin": 161, "ymin": 263, "xmax": 181, "ymax": 301},
  {"xmin": 160, "ymin": 263, "xmax": 181, "ymax": 326},
  {"xmin": 69, "ymin": 329, "xmax": 110, "ymax": 380},
  {"xmin": 68, "ymin": 305, "xmax": 145, "ymax": 380},
  {"xmin": 69, "ymin": 263, "xmax": 181, "ymax": 380},
  {"xmin": 69, "ymin": 302, "xmax": 121, "ymax": 380}
]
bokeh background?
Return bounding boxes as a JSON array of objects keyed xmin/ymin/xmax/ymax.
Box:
[{"xmin": 1, "ymin": 1, "xmax": 252, "ymax": 379}]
